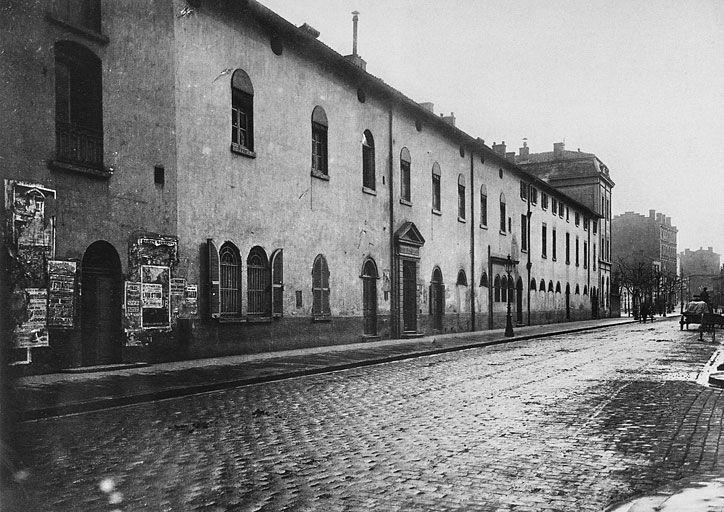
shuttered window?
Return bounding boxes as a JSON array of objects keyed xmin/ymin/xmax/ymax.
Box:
[
  {"xmin": 312, "ymin": 254, "xmax": 331, "ymax": 317},
  {"xmin": 231, "ymin": 69, "xmax": 254, "ymax": 152},
  {"xmin": 271, "ymin": 249, "xmax": 284, "ymax": 317}
]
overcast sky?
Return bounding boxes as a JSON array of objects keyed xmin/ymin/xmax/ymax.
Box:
[{"xmin": 262, "ymin": 0, "xmax": 724, "ymax": 261}]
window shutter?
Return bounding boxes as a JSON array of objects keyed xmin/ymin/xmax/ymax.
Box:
[
  {"xmin": 272, "ymin": 249, "xmax": 283, "ymax": 317},
  {"xmin": 207, "ymin": 239, "xmax": 221, "ymax": 318}
]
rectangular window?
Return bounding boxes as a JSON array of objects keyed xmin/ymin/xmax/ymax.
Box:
[
  {"xmin": 552, "ymin": 198, "xmax": 558, "ymax": 216},
  {"xmin": 565, "ymin": 232, "xmax": 570, "ymax": 264},
  {"xmin": 575, "ymin": 237, "xmax": 579, "ymax": 266},
  {"xmin": 542, "ymin": 224, "xmax": 547, "ymax": 258},
  {"xmin": 480, "ymin": 192, "xmax": 487, "ymax": 227},
  {"xmin": 432, "ymin": 173, "xmax": 441, "ymax": 211},
  {"xmin": 584, "ymin": 218, "xmax": 589, "ymax": 231},
  {"xmin": 583, "ymin": 241, "xmax": 588, "ymax": 269},
  {"xmin": 593, "ymin": 244, "xmax": 597, "ymax": 270},
  {"xmin": 312, "ymin": 122, "xmax": 328, "ymax": 175},
  {"xmin": 530, "ymin": 187, "xmax": 538, "ymax": 205},
  {"xmin": 593, "ymin": 221, "xmax": 598, "ymax": 234},
  {"xmin": 521, "ymin": 214, "xmax": 528, "ymax": 251},
  {"xmin": 566, "ymin": 206, "xmax": 570, "ymax": 221},
  {"xmin": 552, "ymin": 229, "xmax": 557, "ymax": 260},
  {"xmin": 500, "ymin": 201, "xmax": 506, "ymax": 233},
  {"xmin": 559, "ymin": 202, "xmax": 564, "ymax": 218},
  {"xmin": 232, "ymin": 89, "xmax": 253, "ymax": 151},
  {"xmin": 575, "ymin": 212, "xmax": 580, "ymax": 226},
  {"xmin": 520, "ymin": 181, "xmax": 528, "ymax": 201},
  {"xmin": 401, "ymin": 160, "xmax": 411, "ymax": 202},
  {"xmin": 542, "ymin": 193, "xmax": 548, "ymax": 210}
]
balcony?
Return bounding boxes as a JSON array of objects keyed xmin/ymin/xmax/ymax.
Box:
[{"xmin": 52, "ymin": 122, "xmax": 110, "ymax": 178}]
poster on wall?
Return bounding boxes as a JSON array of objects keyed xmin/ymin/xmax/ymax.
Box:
[
  {"xmin": 184, "ymin": 284, "xmax": 198, "ymax": 317},
  {"xmin": 14, "ymin": 288, "xmax": 49, "ymax": 348},
  {"xmin": 124, "ymin": 282, "xmax": 142, "ymax": 330},
  {"xmin": 170, "ymin": 277, "xmax": 186, "ymax": 323},
  {"xmin": 141, "ymin": 265, "xmax": 170, "ymax": 329},
  {"xmin": 47, "ymin": 260, "xmax": 76, "ymax": 329}
]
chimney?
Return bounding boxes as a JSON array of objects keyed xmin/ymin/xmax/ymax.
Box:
[
  {"xmin": 505, "ymin": 152, "xmax": 516, "ymax": 162},
  {"xmin": 344, "ymin": 11, "xmax": 367, "ymax": 70},
  {"xmin": 553, "ymin": 142, "xmax": 565, "ymax": 158},
  {"xmin": 656, "ymin": 213, "xmax": 663, "ymax": 223},
  {"xmin": 441, "ymin": 112, "xmax": 455, "ymax": 126},
  {"xmin": 492, "ymin": 141, "xmax": 506, "ymax": 156},
  {"xmin": 649, "ymin": 209, "xmax": 656, "ymax": 219},
  {"xmin": 419, "ymin": 102, "xmax": 434, "ymax": 112},
  {"xmin": 519, "ymin": 139, "xmax": 529, "ymax": 159},
  {"xmin": 665, "ymin": 216, "xmax": 671, "ymax": 226},
  {"xmin": 298, "ymin": 23, "xmax": 320, "ymax": 38}
]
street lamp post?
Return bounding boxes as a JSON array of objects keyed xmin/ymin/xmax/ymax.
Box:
[{"xmin": 505, "ymin": 254, "xmax": 514, "ymax": 337}]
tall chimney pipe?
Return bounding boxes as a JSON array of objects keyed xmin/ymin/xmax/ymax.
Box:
[{"xmin": 352, "ymin": 11, "xmax": 359, "ymax": 56}]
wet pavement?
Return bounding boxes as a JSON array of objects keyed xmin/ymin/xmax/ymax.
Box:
[{"xmin": 6, "ymin": 317, "xmax": 724, "ymax": 511}]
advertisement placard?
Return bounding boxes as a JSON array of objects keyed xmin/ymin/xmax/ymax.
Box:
[
  {"xmin": 141, "ymin": 265, "xmax": 170, "ymax": 329},
  {"xmin": 14, "ymin": 288, "xmax": 49, "ymax": 348},
  {"xmin": 47, "ymin": 260, "xmax": 76, "ymax": 329}
]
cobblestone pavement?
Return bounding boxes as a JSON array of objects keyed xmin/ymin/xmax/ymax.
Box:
[{"xmin": 7, "ymin": 320, "xmax": 724, "ymax": 511}]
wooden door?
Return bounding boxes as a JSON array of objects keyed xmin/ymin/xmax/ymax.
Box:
[{"xmin": 402, "ymin": 260, "xmax": 417, "ymax": 332}]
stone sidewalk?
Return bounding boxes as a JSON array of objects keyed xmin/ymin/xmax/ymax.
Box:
[{"xmin": 12, "ymin": 317, "xmax": 637, "ymax": 421}]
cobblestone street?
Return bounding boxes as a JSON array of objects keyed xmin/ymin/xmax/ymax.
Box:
[{"xmin": 9, "ymin": 320, "xmax": 724, "ymax": 511}]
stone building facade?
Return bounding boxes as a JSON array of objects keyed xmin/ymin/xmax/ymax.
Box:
[
  {"xmin": 2, "ymin": 0, "xmax": 605, "ymax": 374},
  {"xmin": 515, "ymin": 141, "xmax": 615, "ymax": 317}
]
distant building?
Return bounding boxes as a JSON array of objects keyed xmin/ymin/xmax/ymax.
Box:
[
  {"xmin": 516, "ymin": 141, "xmax": 615, "ymax": 317},
  {"xmin": 680, "ymin": 247, "xmax": 721, "ymax": 306},
  {"xmin": 611, "ymin": 210, "xmax": 678, "ymax": 314}
]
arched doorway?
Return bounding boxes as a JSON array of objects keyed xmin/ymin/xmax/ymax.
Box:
[
  {"xmin": 362, "ymin": 258, "xmax": 378, "ymax": 335},
  {"xmin": 430, "ymin": 267, "xmax": 444, "ymax": 331},
  {"xmin": 81, "ymin": 241, "xmax": 123, "ymax": 366},
  {"xmin": 516, "ymin": 277, "xmax": 523, "ymax": 324}
]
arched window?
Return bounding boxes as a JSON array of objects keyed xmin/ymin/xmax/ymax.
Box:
[
  {"xmin": 457, "ymin": 269, "xmax": 468, "ymax": 286},
  {"xmin": 494, "ymin": 274, "xmax": 501, "ymax": 302},
  {"xmin": 480, "ymin": 271, "xmax": 488, "ymax": 287},
  {"xmin": 219, "ymin": 242, "xmax": 241, "ymax": 316},
  {"xmin": 575, "ymin": 284, "xmax": 580, "ymax": 295},
  {"xmin": 400, "ymin": 147, "xmax": 411, "ymax": 202},
  {"xmin": 247, "ymin": 247, "xmax": 270, "ymax": 315},
  {"xmin": 530, "ymin": 278, "xmax": 537, "ymax": 290},
  {"xmin": 312, "ymin": 254, "xmax": 331, "ymax": 317},
  {"xmin": 362, "ymin": 130, "xmax": 375, "ymax": 190},
  {"xmin": 432, "ymin": 162, "xmax": 441, "ymax": 211},
  {"xmin": 555, "ymin": 281, "xmax": 562, "ymax": 294},
  {"xmin": 311, "ymin": 106, "xmax": 328, "ymax": 176},
  {"xmin": 499, "ymin": 192, "xmax": 507, "ymax": 232},
  {"xmin": 458, "ymin": 174, "xmax": 466, "ymax": 219},
  {"xmin": 583, "ymin": 285, "xmax": 588, "ymax": 296},
  {"xmin": 539, "ymin": 279, "xmax": 545, "ymax": 292},
  {"xmin": 231, "ymin": 69, "xmax": 254, "ymax": 153},
  {"xmin": 54, "ymin": 41, "xmax": 103, "ymax": 169},
  {"xmin": 548, "ymin": 280, "xmax": 554, "ymax": 293},
  {"xmin": 480, "ymin": 184, "xmax": 488, "ymax": 227},
  {"xmin": 501, "ymin": 275, "xmax": 508, "ymax": 303}
]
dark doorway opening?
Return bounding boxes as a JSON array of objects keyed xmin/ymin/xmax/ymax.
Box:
[
  {"xmin": 430, "ymin": 267, "xmax": 444, "ymax": 331},
  {"xmin": 402, "ymin": 260, "xmax": 418, "ymax": 333},
  {"xmin": 81, "ymin": 241, "xmax": 123, "ymax": 366},
  {"xmin": 362, "ymin": 259, "xmax": 378, "ymax": 335}
]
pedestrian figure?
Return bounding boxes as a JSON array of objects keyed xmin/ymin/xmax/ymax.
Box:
[{"xmin": 640, "ymin": 301, "xmax": 649, "ymax": 323}]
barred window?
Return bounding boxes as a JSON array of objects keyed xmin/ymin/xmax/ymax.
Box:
[
  {"xmin": 247, "ymin": 246, "xmax": 270, "ymax": 316},
  {"xmin": 312, "ymin": 254, "xmax": 331, "ymax": 317},
  {"xmin": 219, "ymin": 243, "xmax": 241, "ymax": 316}
]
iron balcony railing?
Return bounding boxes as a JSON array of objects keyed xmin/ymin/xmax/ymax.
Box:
[{"xmin": 56, "ymin": 121, "xmax": 103, "ymax": 169}]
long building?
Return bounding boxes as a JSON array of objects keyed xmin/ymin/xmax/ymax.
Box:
[
  {"xmin": 2, "ymin": 0, "xmax": 607, "ymax": 374},
  {"xmin": 680, "ymin": 247, "xmax": 721, "ymax": 306}
]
